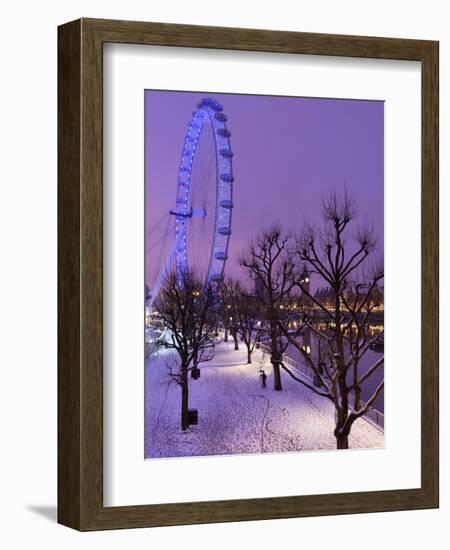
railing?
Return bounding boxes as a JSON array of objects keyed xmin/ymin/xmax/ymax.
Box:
[{"xmin": 259, "ymin": 342, "xmax": 384, "ymax": 431}]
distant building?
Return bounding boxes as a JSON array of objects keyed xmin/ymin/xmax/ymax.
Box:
[
  {"xmin": 313, "ymin": 285, "xmax": 384, "ymax": 312},
  {"xmin": 313, "ymin": 287, "xmax": 335, "ymax": 308},
  {"xmin": 345, "ymin": 285, "xmax": 384, "ymax": 311}
]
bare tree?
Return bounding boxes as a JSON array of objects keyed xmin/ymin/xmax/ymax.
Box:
[
  {"xmin": 240, "ymin": 224, "xmax": 300, "ymax": 390},
  {"xmin": 278, "ymin": 191, "xmax": 384, "ymax": 449},
  {"xmin": 219, "ymin": 278, "xmax": 242, "ymax": 350},
  {"xmin": 154, "ymin": 270, "xmax": 216, "ymax": 431},
  {"xmin": 234, "ymin": 289, "xmax": 260, "ymax": 364}
]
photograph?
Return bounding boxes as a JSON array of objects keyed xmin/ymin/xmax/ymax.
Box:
[{"xmin": 144, "ymin": 90, "xmax": 385, "ymax": 459}]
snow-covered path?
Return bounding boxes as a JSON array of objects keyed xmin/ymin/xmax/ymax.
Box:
[{"xmin": 145, "ymin": 339, "xmax": 384, "ymax": 458}]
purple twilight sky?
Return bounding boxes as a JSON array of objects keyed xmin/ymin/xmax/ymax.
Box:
[{"xmin": 145, "ymin": 90, "xmax": 384, "ymax": 291}]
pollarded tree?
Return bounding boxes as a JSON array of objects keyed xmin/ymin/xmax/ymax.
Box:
[
  {"xmin": 234, "ymin": 290, "xmax": 261, "ymax": 364},
  {"xmin": 240, "ymin": 224, "xmax": 301, "ymax": 390},
  {"xmin": 154, "ymin": 270, "xmax": 216, "ymax": 431},
  {"xmin": 278, "ymin": 191, "xmax": 384, "ymax": 449},
  {"xmin": 219, "ymin": 278, "xmax": 242, "ymax": 351}
]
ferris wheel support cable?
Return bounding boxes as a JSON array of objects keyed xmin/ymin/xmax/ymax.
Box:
[
  {"xmin": 148, "ymin": 239, "xmax": 178, "ymax": 310},
  {"xmin": 146, "ymin": 218, "xmax": 174, "ymax": 253},
  {"xmin": 153, "ymin": 217, "xmax": 173, "ymax": 289},
  {"xmin": 146, "ymin": 211, "xmax": 169, "ymax": 238}
]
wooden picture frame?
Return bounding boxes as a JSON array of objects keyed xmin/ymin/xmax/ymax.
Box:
[{"xmin": 58, "ymin": 18, "xmax": 439, "ymax": 531}]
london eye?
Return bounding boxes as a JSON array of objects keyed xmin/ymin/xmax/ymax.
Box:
[{"xmin": 149, "ymin": 97, "xmax": 234, "ymax": 306}]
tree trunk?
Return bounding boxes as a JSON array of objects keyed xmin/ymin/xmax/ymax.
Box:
[
  {"xmin": 333, "ymin": 295, "xmax": 349, "ymax": 447},
  {"xmin": 270, "ymin": 321, "xmax": 282, "ymax": 390},
  {"xmin": 336, "ymin": 432, "xmax": 349, "ymax": 449},
  {"xmin": 191, "ymin": 350, "xmax": 198, "ymax": 378},
  {"xmin": 224, "ymin": 326, "xmax": 229, "ymax": 342},
  {"xmin": 247, "ymin": 347, "xmax": 252, "ymax": 364},
  {"xmin": 272, "ymin": 361, "xmax": 282, "ymax": 391},
  {"xmin": 232, "ymin": 333, "xmax": 239, "ymax": 350},
  {"xmin": 181, "ymin": 367, "xmax": 189, "ymax": 431},
  {"xmin": 334, "ymin": 417, "xmax": 351, "ymax": 449}
]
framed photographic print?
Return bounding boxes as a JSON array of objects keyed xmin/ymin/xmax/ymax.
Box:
[{"xmin": 58, "ymin": 18, "xmax": 439, "ymax": 530}]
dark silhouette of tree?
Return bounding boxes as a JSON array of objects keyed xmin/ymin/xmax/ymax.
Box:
[
  {"xmin": 233, "ymin": 286, "xmax": 260, "ymax": 364},
  {"xmin": 278, "ymin": 191, "xmax": 384, "ymax": 449},
  {"xmin": 219, "ymin": 278, "xmax": 242, "ymax": 350},
  {"xmin": 240, "ymin": 225, "xmax": 300, "ymax": 390},
  {"xmin": 154, "ymin": 270, "xmax": 216, "ymax": 431}
]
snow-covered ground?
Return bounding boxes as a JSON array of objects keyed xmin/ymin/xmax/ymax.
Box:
[{"xmin": 145, "ymin": 339, "xmax": 384, "ymax": 459}]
